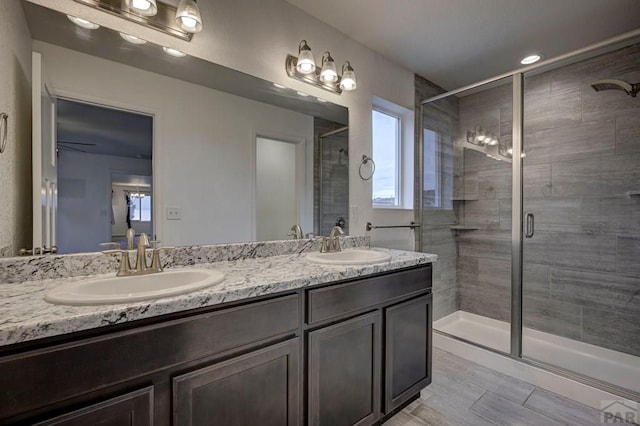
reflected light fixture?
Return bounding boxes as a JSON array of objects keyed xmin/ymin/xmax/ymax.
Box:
[
  {"xmin": 520, "ymin": 53, "xmax": 543, "ymax": 65},
  {"xmin": 67, "ymin": 15, "xmax": 100, "ymax": 29},
  {"xmin": 127, "ymin": 0, "xmax": 158, "ymax": 16},
  {"xmin": 176, "ymin": 0, "xmax": 203, "ymax": 33},
  {"xmin": 296, "ymin": 40, "xmax": 316, "ymax": 74},
  {"xmin": 119, "ymin": 32, "xmax": 147, "ymax": 44},
  {"xmin": 273, "ymin": 83, "xmax": 287, "ymax": 89},
  {"xmin": 286, "ymin": 40, "xmax": 357, "ymax": 94},
  {"xmin": 73, "ymin": 0, "xmax": 203, "ymax": 40},
  {"xmin": 162, "ymin": 46, "xmax": 187, "ymax": 57},
  {"xmin": 320, "ymin": 52, "xmax": 338, "ymax": 83}
]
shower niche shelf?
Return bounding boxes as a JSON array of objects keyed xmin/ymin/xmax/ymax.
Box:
[
  {"xmin": 450, "ymin": 225, "xmax": 479, "ymax": 231},
  {"xmin": 452, "ymin": 197, "xmax": 478, "ymax": 201}
]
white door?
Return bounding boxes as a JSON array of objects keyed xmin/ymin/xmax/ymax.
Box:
[
  {"xmin": 255, "ymin": 137, "xmax": 301, "ymax": 241},
  {"xmin": 32, "ymin": 52, "xmax": 57, "ymax": 254}
]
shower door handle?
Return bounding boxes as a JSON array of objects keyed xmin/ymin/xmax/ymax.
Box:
[{"xmin": 525, "ymin": 213, "xmax": 535, "ymax": 238}]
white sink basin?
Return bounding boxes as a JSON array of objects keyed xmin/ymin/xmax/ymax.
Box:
[
  {"xmin": 306, "ymin": 249, "xmax": 392, "ymax": 265},
  {"xmin": 45, "ymin": 268, "xmax": 225, "ymax": 306}
]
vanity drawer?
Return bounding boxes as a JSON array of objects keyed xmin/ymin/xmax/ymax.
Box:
[
  {"xmin": 0, "ymin": 294, "xmax": 299, "ymax": 420},
  {"xmin": 306, "ymin": 265, "xmax": 431, "ymax": 325}
]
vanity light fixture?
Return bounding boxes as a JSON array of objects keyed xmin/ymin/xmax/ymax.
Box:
[
  {"xmin": 286, "ymin": 40, "xmax": 358, "ymax": 94},
  {"xmin": 73, "ymin": 0, "xmax": 202, "ymax": 40},
  {"xmin": 127, "ymin": 0, "xmax": 158, "ymax": 16},
  {"xmin": 67, "ymin": 15, "xmax": 100, "ymax": 29},
  {"xmin": 520, "ymin": 53, "xmax": 543, "ymax": 65},
  {"xmin": 119, "ymin": 32, "xmax": 148, "ymax": 44},
  {"xmin": 162, "ymin": 46, "xmax": 187, "ymax": 57}
]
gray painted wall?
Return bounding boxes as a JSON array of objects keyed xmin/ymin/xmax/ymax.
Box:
[{"xmin": 0, "ymin": 1, "xmax": 32, "ymax": 256}]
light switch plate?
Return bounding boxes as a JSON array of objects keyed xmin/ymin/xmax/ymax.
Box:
[{"xmin": 167, "ymin": 207, "xmax": 182, "ymax": 220}]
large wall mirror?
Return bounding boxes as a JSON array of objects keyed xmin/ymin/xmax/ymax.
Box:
[{"xmin": 18, "ymin": 1, "xmax": 349, "ymax": 255}]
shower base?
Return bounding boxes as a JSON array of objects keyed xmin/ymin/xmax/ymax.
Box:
[{"xmin": 434, "ymin": 310, "xmax": 640, "ymax": 395}]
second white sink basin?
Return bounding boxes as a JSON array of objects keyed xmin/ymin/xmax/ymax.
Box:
[
  {"xmin": 45, "ymin": 268, "xmax": 225, "ymax": 306},
  {"xmin": 306, "ymin": 249, "xmax": 392, "ymax": 265}
]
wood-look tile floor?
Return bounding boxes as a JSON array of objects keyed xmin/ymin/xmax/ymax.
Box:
[{"xmin": 386, "ymin": 348, "xmax": 637, "ymax": 426}]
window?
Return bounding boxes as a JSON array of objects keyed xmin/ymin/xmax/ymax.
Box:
[
  {"xmin": 371, "ymin": 97, "xmax": 414, "ymax": 209},
  {"xmin": 129, "ymin": 193, "xmax": 151, "ymax": 222},
  {"xmin": 372, "ymin": 109, "xmax": 400, "ymax": 206}
]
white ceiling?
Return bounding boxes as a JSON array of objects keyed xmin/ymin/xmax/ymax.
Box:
[{"xmin": 286, "ymin": 0, "xmax": 640, "ymax": 90}]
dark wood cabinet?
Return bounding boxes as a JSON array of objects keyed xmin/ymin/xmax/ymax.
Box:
[
  {"xmin": 1, "ymin": 264, "xmax": 433, "ymax": 426},
  {"xmin": 308, "ymin": 312, "xmax": 382, "ymax": 426},
  {"xmin": 384, "ymin": 294, "xmax": 432, "ymax": 413},
  {"xmin": 173, "ymin": 338, "xmax": 300, "ymax": 426},
  {"xmin": 33, "ymin": 387, "xmax": 153, "ymax": 426}
]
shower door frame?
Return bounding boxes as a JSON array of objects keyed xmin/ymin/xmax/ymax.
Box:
[{"xmin": 417, "ymin": 27, "xmax": 640, "ymax": 399}]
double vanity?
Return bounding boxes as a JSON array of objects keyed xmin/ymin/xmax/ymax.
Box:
[{"xmin": 0, "ymin": 237, "xmax": 436, "ymax": 425}]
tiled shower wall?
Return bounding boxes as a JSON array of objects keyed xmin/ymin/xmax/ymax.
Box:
[{"xmin": 456, "ymin": 43, "xmax": 640, "ymax": 357}]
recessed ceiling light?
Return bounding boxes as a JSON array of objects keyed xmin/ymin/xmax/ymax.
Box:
[
  {"xmin": 273, "ymin": 83, "xmax": 286, "ymax": 89},
  {"xmin": 162, "ymin": 46, "xmax": 187, "ymax": 57},
  {"xmin": 119, "ymin": 32, "xmax": 147, "ymax": 45},
  {"xmin": 67, "ymin": 15, "xmax": 100, "ymax": 30},
  {"xmin": 520, "ymin": 53, "xmax": 543, "ymax": 65},
  {"xmin": 296, "ymin": 91, "xmax": 310, "ymax": 97}
]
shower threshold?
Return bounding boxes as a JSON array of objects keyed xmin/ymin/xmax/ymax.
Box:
[{"xmin": 434, "ymin": 310, "xmax": 640, "ymax": 395}]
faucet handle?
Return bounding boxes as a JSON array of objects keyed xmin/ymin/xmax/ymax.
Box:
[
  {"xmin": 138, "ymin": 233, "xmax": 150, "ymax": 248},
  {"xmin": 102, "ymin": 249, "xmax": 132, "ymax": 276},
  {"xmin": 150, "ymin": 246, "xmax": 174, "ymax": 272}
]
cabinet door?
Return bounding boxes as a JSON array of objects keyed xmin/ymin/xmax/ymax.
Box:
[
  {"xmin": 308, "ymin": 311, "xmax": 382, "ymax": 426},
  {"xmin": 34, "ymin": 387, "xmax": 153, "ymax": 426},
  {"xmin": 173, "ymin": 338, "xmax": 300, "ymax": 426},
  {"xmin": 384, "ymin": 293, "xmax": 432, "ymax": 413}
]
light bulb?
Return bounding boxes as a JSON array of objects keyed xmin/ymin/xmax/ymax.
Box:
[
  {"xmin": 163, "ymin": 46, "xmax": 187, "ymax": 58},
  {"xmin": 521, "ymin": 53, "xmax": 543, "ymax": 65},
  {"xmin": 67, "ymin": 15, "xmax": 100, "ymax": 30},
  {"xmin": 339, "ymin": 62, "xmax": 357, "ymax": 91},
  {"xmin": 119, "ymin": 32, "xmax": 147, "ymax": 45},
  {"xmin": 128, "ymin": 0, "xmax": 157, "ymax": 16},
  {"xmin": 176, "ymin": 0, "xmax": 203, "ymax": 33},
  {"xmin": 320, "ymin": 52, "xmax": 338, "ymax": 83},
  {"xmin": 296, "ymin": 41, "xmax": 316, "ymax": 75}
]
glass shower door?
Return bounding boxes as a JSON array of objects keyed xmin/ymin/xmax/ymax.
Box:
[
  {"xmin": 423, "ymin": 77, "xmax": 514, "ymax": 354},
  {"xmin": 521, "ymin": 43, "xmax": 640, "ymax": 395}
]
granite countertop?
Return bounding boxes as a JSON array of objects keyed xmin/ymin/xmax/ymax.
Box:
[{"xmin": 0, "ymin": 248, "xmax": 437, "ymax": 347}]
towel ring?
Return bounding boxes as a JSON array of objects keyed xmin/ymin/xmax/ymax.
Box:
[
  {"xmin": 0, "ymin": 113, "xmax": 7, "ymax": 154},
  {"xmin": 359, "ymin": 154, "xmax": 375, "ymax": 180}
]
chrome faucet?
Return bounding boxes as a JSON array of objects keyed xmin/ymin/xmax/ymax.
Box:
[
  {"xmin": 102, "ymin": 233, "xmax": 173, "ymax": 277},
  {"xmin": 320, "ymin": 226, "xmax": 344, "ymax": 253},
  {"xmin": 288, "ymin": 224, "xmax": 303, "ymax": 239}
]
